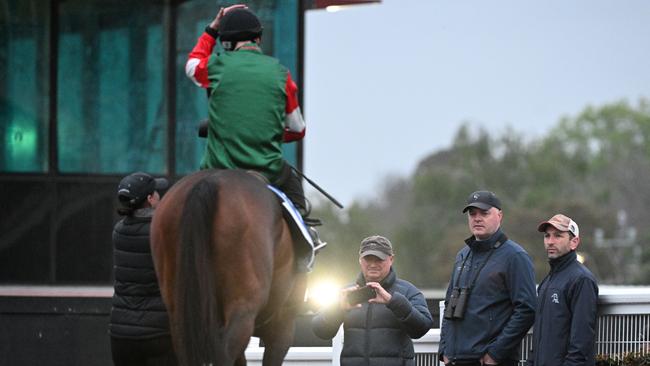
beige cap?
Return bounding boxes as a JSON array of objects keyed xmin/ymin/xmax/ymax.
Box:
[{"xmin": 537, "ymin": 214, "xmax": 579, "ymax": 237}]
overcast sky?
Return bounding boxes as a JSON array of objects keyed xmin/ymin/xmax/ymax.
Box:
[{"xmin": 302, "ymin": 0, "xmax": 650, "ymax": 207}]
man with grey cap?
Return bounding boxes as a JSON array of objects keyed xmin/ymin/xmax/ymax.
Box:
[
  {"xmin": 527, "ymin": 214, "xmax": 598, "ymax": 366},
  {"xmin": 440, "ymin": 191, "xmax": 536, "ymax": 366},
  {"xmin": 312, "ymin": 235, "xmax": 433, "ymax": 366}
]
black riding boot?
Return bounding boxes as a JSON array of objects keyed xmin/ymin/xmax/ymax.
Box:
[{"xmin": 274, "ymin": 162, "xmax": 326, "ymax": 250}]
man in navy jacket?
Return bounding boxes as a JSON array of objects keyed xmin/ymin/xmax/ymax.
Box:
[
  {"xmin": 528, "ymin": 214, "xmax": 599, "ymax": 366},
  {"xmin": 440, "ymin": 191, "xmax": 536, "ymax": 366}
]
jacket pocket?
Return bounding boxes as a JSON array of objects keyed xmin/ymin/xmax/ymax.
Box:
[{"xmin": 461, "ymin": 293, "xmax": 495, "ymax": 353}]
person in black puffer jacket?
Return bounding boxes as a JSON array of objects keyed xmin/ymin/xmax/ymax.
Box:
[
  {"xmin": 109, "ymin": 172, "xmax": 177, "ymax": 366},
  {"xmin": 312, "ymin": 235, "xmax": 433, "ymax": 366}
]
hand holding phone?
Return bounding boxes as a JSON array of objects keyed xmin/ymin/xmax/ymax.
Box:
[{"xmin": 346, "ymin": 285, "xmax": 377, "ymax": 305}]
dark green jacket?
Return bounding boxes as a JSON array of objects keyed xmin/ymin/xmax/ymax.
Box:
[{"xmin": 201, "ymin": 45, "xmax": 289, "ymax": 180}]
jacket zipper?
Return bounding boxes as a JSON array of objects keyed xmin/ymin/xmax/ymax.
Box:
[
  {"xmin": 451, "ymin": 255, "xmax": 468, "ymax": 364},
  {"xmin": 366, "ymin": 302, "xmax": 373, "ymax": 366},
  {"xmin": 535, "ymin": 272, "xmax": 554, "ymax": 364}
]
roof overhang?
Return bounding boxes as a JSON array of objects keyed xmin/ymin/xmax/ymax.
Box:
[{"xmin": 307, "ymin": 0, "xmax": 381, "ymax": 10}]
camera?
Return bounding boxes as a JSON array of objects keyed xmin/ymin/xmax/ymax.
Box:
[
  {"xmin": 443, "ymin": 287, "xmax": 470, "ymax": 320},
  {"xmin": 347, "ymin": 286, "xmax": 377, "ymax": 305}
]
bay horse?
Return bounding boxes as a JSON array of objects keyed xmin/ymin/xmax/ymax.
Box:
[{"xmin": 150, "ymin": 169, "xmax": 308, "ymax": 366}]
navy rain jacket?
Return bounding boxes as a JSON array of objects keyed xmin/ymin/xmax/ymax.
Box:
[
  {"xmin": 528, "ymin": 250, "xmax": 599, "ymax": 366},
  {"xmin": 440, "ymin": 229, "xmax": 536, "ymax": 363}
]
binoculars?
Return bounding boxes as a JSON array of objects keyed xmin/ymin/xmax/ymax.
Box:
[{"xmin": 443, "ymin": 287, "xmax": 470, "ymax": 320}]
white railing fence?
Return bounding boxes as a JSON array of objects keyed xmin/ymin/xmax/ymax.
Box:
[
  {"xmin": 596, "ymin": 288, "xmax": 650, "ymax": 357},
  {"xmin": 245, "ymin": 287, "xmax": 650, "ymax": 366}
]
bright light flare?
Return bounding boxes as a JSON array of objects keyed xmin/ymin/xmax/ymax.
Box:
[
  {"xmin": 306, "ymin": 281, "xmax": 340, "ymax": 308},
  {"xmin": 325, "ymin": 5, "xmax": 344, "ymax": 12},
  {"xmin": 577, "ymin": 252, "xmax": 585, "ymax": 264}
]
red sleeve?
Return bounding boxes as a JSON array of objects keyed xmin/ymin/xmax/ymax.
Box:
[
  {"xmin": 285, "ymin": 71, "xmax": 300, "ymax": 114},
  {"xmin": 283, "ymin": 71, "xmax": 306, "ymax": 142},
  {"xmin": 185, "ymin": 32, "xmax": 216, "ymax": 88},
  {"xmin": 283, "ymin": 127, "xmax": 306, "ymax": 142}
]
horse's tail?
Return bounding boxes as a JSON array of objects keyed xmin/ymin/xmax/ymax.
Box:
[{"xmin": 175, "ymin": 174, "xmax": 226, "ymax": 366}]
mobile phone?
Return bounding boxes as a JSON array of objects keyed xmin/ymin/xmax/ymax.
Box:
[{"xmin": 347, "ymin": 286, "xmax": 376, "ymax": 305}]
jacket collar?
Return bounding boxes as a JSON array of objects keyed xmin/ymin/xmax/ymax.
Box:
[
  {"xmin": 124, "ymin": 207, "xmax": 154, "ymax": 223},
  {"xmin": 549, "ymin": 250, "xmax": 577, "ymax": 272},
  {"xmin": 235, "ymin": 42, "xmax": 261, "ymax": 53},
  {"xmin": 356, "ymin": 267, "xmax": 396, "ymax": 289},
  {"xmin": 133, "ymin": 207, "xmax": 154, "ymax": 218},
  {"xmin": 465, "ymin": 228, "xmax": 506, "ymax": 252}
]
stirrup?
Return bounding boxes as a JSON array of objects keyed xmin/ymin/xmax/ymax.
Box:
[{"xmin": 308, "ymin": 227, "xmax": 327, "ymax": 252}]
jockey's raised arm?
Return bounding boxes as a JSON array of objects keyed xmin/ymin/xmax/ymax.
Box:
[{"xmin": 184, "ymin": 5, "xmax": 323, "ymax": 249}]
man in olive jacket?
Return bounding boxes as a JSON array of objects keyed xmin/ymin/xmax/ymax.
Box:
[{"xmin": 312, "ymin": 235, "xmax": 433, "ymax": 366}]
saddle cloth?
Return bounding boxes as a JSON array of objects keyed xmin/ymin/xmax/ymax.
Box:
[{"xmin": 266, "ymin": 185, "xmax": 315, "ymax": 271}]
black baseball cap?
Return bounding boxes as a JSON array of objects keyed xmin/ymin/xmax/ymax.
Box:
[
  {"xmin": 117, "ymin": 172, "xmax": 169, "ymax": 208},
  {"xmin": 462, "ymin": 190, "xmax": 502, "ymax": 213}
]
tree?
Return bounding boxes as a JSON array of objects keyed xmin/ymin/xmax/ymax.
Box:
[{"xmin": 311, "ymin": 98, "xmax": 650, "ymax": 288}]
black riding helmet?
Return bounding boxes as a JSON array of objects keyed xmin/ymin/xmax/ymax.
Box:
[{"xmin": 219, "ymin": 8, "xmax": 263, "ymax": 47}]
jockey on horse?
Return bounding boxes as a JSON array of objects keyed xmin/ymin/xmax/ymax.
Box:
[{"xmin": 185, "ymin": 4, "xmax": 325, "ymax": 252}]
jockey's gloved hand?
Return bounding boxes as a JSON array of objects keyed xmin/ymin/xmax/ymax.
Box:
[{"xmin": 198, "ymin": 120, "xmax": 209, "ymax": 138}]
